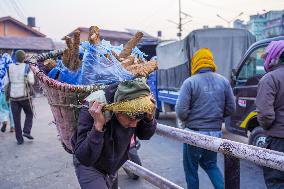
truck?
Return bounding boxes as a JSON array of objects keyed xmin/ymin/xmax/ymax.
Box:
[
  {"xmin": 150, "ymin": 28, "xmax": 284, "ymax": 147},
  {"xmin": 152, "ymin": 28, "xmax": 255, "ymax": 122},
  {"xmin": 229, "ymin": 35, "xmax": 284, "ymax": 147}
]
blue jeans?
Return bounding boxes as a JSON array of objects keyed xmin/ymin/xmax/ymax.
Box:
[{"xmin": 183, "ymin": 130, "xmax": 224, "ymax": 189}]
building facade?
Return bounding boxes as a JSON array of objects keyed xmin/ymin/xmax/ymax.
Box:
[{"xmin": 234, "ymin": 10, "xmax": 284, "ymax": 41}]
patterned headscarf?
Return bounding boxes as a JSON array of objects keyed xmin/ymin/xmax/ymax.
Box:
[
  {"xmin": 191, "ymin": 48, "xmax": 217, "ymax": 75},
  {"xmin": 264, "ymin": 40, "xmax": 284, "ymax": 72},
  {"xmin": 0, "ymin": 53, "xmax": 13, "ymax": 92}
]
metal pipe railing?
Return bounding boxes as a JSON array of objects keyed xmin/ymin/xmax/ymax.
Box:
[
  {"xmin": 156, "ymin": 124, "xmax": 284, "ymax": 171},
  {"xmin": 123, "ymin": 160, "xmax": 184, "ymax": 189}
]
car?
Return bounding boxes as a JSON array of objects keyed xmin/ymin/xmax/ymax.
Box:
[{"xmin": 227, "ymin": 36, "xmax": 284, "ymax": 147}]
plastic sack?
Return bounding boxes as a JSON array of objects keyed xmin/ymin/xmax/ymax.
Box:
[
  {"xmin": 0, "ymin": 53, "xmax": 13, "ymax": 79},
  {"xmin": 131, "ymin": 47, "xmax": 148, "ymax": 61},
  {"xmin": 0, "ymin": 53, "xmax": 13, "ymax": 92},
  {"xmin": 48, "ymin": 60, "xmax": 82, "ymax": 85},
  {"xmin": 101, "ymin": 39, "xmax": 123, "ymax": 55},
  {"xmin": 78, "ymin": 42, "xmax": 134, "ymax": 85}
]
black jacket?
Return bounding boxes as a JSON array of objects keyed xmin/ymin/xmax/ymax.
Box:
[
  {"xmin": 72, "ymin": 83, "xmax": 157, "ymax": 174},
  {"xmin": 256, "ymin": 65, "xmax": 284, "ymax": 138}
]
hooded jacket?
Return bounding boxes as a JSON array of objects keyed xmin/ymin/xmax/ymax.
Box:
[
  {"xmin": 175, "ymin": 68, "xmax": 235, "ymax": 130},
  {"xmin": 256, "ymin": 64, "xmax": 284, "ymax": 138},
  {"xmin": 72, "ymin": 83, "xmax": 156, "ymax": 174}
]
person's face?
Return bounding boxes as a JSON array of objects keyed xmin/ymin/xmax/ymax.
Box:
[{"xmin": 115, "ymin": 113, "xmax": 141, "ymax": 128}]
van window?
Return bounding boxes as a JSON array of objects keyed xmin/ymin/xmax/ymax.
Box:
[{"xmin": 237, "ymin": 47, "xmax": 266, "ymax": 83}]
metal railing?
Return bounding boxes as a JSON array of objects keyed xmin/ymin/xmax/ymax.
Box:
[
  {"xmin": 123, "ymin": 160, "xmax": 183, "ymax": 189},
  {"xmin": 156, "ymin": 124, "xmax": 284, "ymax": 171},
  {"xmin": 123, "ymin": 124, "xmax": 284, "ymax": 189}
]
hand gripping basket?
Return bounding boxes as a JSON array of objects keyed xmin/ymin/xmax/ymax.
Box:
[{"xmin": 27, "ymin": 50, "xmax": 106, "ymax": 153}]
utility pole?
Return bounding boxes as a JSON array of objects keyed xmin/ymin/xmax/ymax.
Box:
[
  {"xmin": 177, "ymin": 0, "xmax": 182, "ymax": 40},
  {"xmin": 168, "ymin": 0, "xmax": 192, "ymax": 40},
  {"xmin": 216, "ymin": 12, "xmax": 244, "ymax": 28}
]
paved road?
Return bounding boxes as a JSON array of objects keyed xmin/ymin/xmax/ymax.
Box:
[{"xmin": 0, "ymin": 97, "xmax": 266, "ymax": 189}]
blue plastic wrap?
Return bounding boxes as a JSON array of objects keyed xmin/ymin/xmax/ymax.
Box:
[
  {"xmin": 78, "ymin": 42, "xmax": 134, "ymax": 85},
  {"xmin": 131, "ymin": 47, "xmax": 148, "ymax": 61},
  {"xmin": 101, "ymin": 40, "xmax": 123, "ymax": 55},
  {"xmin": 0, "ymin": 54, "xmax": 13, "ymax": 92},
  {"xmin": 48, "ymin": 60, "xmax": 82, "ymax": 85}
]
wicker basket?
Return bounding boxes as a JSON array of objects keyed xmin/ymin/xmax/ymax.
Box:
[{"xmin": 28, "ymin": 50, "xmax": 105, "ymax": 153}]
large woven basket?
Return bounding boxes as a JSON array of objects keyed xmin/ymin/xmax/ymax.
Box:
[{"xmin": 27, "ymin": 50, "xmax": 105, "ymax": 153}]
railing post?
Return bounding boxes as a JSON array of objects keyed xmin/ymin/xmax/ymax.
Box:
[{"xmin": 224, "ymin": 154, "xmax": 240, "ymax": 189}]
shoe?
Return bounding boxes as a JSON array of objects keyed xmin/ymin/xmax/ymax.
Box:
[
  {"xmin": 17, "ymin": 140, "xmax": 24, "ymax": 145},
  {"xmin": 1, "ymin": 123, "xmax": 7, "ymax": 132},
  {"xmin": 10, "ymin": 128, "xmax": 15, "ymax": 132},
  {"xmin": 23, "ymin": 133, "xmax": 34, "ymax": 140}
]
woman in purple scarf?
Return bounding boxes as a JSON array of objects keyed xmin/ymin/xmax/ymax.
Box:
[
  {"xmin": 263, "ymin": 40, "xmax": 284, "ymax": 72},
  {"xmin": 256, "ymin": 40, "xmax": 284, "ymax": 189}
]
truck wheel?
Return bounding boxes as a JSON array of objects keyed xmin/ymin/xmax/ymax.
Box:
[{"xmin": 248, "ymin": 126, "xmax": 267, "ymax": 148}]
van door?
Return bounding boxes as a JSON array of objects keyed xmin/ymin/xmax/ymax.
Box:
[{"xmin": 230, "ymin": 46, "xmax": 267, "ymax": 134}]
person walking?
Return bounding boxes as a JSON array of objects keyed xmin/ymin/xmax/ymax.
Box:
[
  {"xmin": 0, "ymin": 53, "xmax": 15, "ymax": 133},
  {"xmin": 175, "ymin": 48, "xmax": 235, "ymax": 189},
  {"xmin": 5, "ymin": 50, "xmax": 35, "ymax": 145},
  {"xmin": 256, "ymin": 40, "xmax": 284, "ymax": 189}
]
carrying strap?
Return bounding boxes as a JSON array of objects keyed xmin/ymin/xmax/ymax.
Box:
[{"xmin": 24, "ymin": 64, "xmax": 35, "ymax": 117}]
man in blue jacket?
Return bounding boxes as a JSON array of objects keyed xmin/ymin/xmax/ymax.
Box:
[{"xmin": 175, "ymin": 48, "xmax": 235, "ymax": 189}]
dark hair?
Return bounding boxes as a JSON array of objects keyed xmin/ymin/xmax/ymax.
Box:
[{"xmin": 280, "ymin": 51, "xmax": 284, "ymax": 62}]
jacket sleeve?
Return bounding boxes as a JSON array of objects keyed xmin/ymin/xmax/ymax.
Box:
[
  {"xmin": 224, "ymin": 80, "xmax": 236, "ymax": 117},
  {"xmin": 175, "ymin": 79, "xmax": 191, "ymax": 121},
  {"xmin": 136, "ymin": 119, "xmax": 157, "ymax": 140},
  {"xmin": 256, "ymin": 75, "xmax": 276, "ymax": 130},
  {"xmin": 74, "ymin": 107, "xmax": 105, "ymax": 166}
]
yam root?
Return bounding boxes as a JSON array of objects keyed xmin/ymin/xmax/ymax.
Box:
[
  {"xmin": 62, "ymin": 29, "xmax": 81, "ymax": 71},
  {"xmin": 69, "ymin": 30, "xmax": 81, "ymax": 70},
  {"xmin": 43, "ymin": 59, "xmax": 57, "ymax": 71},
  {"xmin": 125, "ymin": 60, "xmax": 158, "ymax": 77},
  {"xmin": 89, "ymin": 26, "xmax": 100, "ymax": 45},
  {"xmin": 121, "ymin": 56, "xmax": 135, "ymax": 68},
  {"xmin": 119, "ymin": 32, "xmax": 143, "ymax": 59}
]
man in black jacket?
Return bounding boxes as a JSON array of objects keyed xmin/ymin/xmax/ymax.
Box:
[
  {"xmin": 256, "ymin": 40, "xmax": 284, "ymax": 189},
  {"xmin": 72, "ymin": 80, "xmax": 157, "ymax": 189}
]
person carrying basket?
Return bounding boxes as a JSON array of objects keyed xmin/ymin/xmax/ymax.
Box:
[{"xmin": 72, "ymin": 79, "xmax": 157, "ymax": 189}]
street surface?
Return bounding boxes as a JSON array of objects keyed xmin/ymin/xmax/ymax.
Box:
[{"xmin": 0, "ymin": 97, "xmax": 266, "ymax": 189}]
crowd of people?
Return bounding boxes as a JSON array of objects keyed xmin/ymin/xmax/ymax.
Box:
[{"xmin": 1, "ymin": 40, "xmax": 284, "ymax": 189}]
